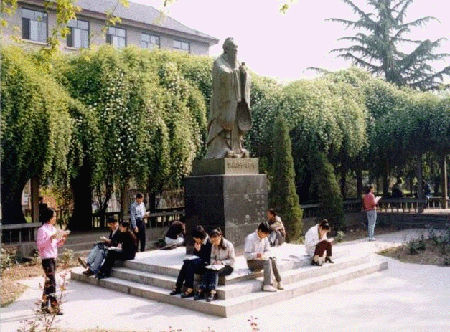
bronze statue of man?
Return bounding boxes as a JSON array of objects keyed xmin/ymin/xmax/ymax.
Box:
[{"xmin": 205, "ymin": 37, "xmax": 252, "ymax": 159}]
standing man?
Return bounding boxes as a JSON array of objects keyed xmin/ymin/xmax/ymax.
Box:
[
  {"xmin": 363, "ymin": 185, "xmax": 380, "ymax": 241},
  {"xmin": 36, "ymin": 207, "xmax": 68, "ymax": 314},
  {"xmin": 130, "ymin": 193, "xmax": 148, "ymax": 252}
]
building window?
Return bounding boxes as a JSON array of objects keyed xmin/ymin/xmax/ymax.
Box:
[
  {"xmin": 22, "ymin": 8, "xmax": 48, "ymax": 43},
  {"xmin": 106, "ymin": 27, "xmax": 126, "ymax": 48},
  {"xmin": 67, "ymin": 19, "xmax": 89, "ymax": 49},
  {"xmin": 173, "ymin": 40, "xmax": 190, "ymax": 52},
  {"xmin": 141, "ymin": 33, "xmax": 160, "ymax": 49}
]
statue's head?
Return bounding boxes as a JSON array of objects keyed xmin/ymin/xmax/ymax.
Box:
[{"xmin": 223, "ymin": 37, "xmax": 238, "ymax": 54}]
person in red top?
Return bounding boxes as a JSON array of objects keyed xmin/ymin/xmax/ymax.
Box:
[{"xmin": 363, "ymin": 185, "xmax": 378, "ymax": 241}]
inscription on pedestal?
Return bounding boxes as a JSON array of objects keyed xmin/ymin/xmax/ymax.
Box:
[{"xmin": 192, "ymin": 158, "xmax": 259, "ymax": 176}]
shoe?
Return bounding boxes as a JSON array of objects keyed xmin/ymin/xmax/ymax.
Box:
[
  {"xmin": 325, "ymin": 257, "xmax": 334, "ymax": 264},
  {"xmin": 311, "ymin": 258, "xmax": 323, "ymax": 266},
  {"xmin": 170, "ymin": 288, "xmax": 182, "ymax": 296},
  {"xmin": 78, "ymin": 257, "xmax": 88, "ymax": 269},
  {"xmin": 276, "ymin": 281, "xmax": 284, "ymax": 290},
  {"xmin": 40, "ymin": 306, "xmax": 51, "ymax": 314},
  {"xmin": 83, "ymin": 269, "xmax": 94, "ymax": 276},
  {"xmin": 194, "ymin": 292, "xmax": 204, "ymax": 301},
  {"xmin": 206, "ymin": 292, "xmax": 216, "ymax": 302},
  {"xmin": 180, "ymin": 289, "xmax": 194, "ymax": 298},
  {"xmin": 96, "ymin": 273, "xmax": 107, "ymax": 280},
  {"xmin": 368, "ymin": 237, "xmax": 376, "ymax": 242},
  {"xmin": 52, "ymin": 308, "xmax": 64, "ymax": 315},
  {"xmin": 262, "ymin": 284, "xmax": 277, "ymax": 292}
]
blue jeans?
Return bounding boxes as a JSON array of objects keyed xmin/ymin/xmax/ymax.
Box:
[
  {"xmin": 200, "ymin": 265, "xmax": 233, "ymax": 291},
  {"xmin": 367, "ymin": 210, "xmax": 377, "ymax": 239},
  {"xmin": 87, "ymin": 243, "xmax": 107, "ymax": 274}
]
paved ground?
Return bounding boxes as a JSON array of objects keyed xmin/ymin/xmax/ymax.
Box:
[{"xmin": 2, "ymin": 229, "xmax": 450, "ymax": 332}]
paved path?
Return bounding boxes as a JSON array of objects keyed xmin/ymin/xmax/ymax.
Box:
[{"xmin": 2, "ymin": 229, "xmax": 450, "ymax": 332}]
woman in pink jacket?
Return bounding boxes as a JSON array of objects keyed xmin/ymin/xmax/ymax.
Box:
[{"xmin": 36, "ymin": 207, "xmax": 68, "ymax": 314}]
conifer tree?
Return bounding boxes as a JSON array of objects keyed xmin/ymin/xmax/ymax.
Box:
[
  {"xmin": 329, "ymin": 0, "xmax": 450, "ymax": 90},
  {"xmin": 269, "ymin": 113, "xmax": 303, "ymax": 240}
]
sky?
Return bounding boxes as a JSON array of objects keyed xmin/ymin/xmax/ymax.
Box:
[{"xmin": 132, "ymin": 0, "xmax": 450, "ymax": 83}]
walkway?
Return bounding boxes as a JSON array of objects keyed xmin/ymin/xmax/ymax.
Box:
[{"xmin": 2, "ymin": 229, "xmax": 450, "ymax": 332}]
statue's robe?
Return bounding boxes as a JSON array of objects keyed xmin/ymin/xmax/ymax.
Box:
[{"xmin": 205, "ymin": 54, "xmax": 251, "ymax": 159}]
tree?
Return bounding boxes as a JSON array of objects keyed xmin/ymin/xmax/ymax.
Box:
[
  {"xmin": 1, "ymin": 47, "xmax": 74, "ymax": 224},
  {"xmin": 329, "ymin": 0, "xmax": 450, "ymax": 90},
  {"xmin": 268, "ymin": 113, "xmax": 303, "ymax": 240}
]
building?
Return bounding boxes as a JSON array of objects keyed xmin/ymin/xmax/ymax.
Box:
[{"xmin": 1, "ymin": 0, "xmax": 218, "ymax": 55}]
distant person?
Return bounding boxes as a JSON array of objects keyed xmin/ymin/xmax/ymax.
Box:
[
  {"xmin": 363, "ymin": 185, "xmax": 380, "ymax": 241},
  {"xmin": 244, "ymin": 222, "xmax": 283, "ymax": 292},
  {"xmin": 97, "ymin": 222, "xmax": 138, "ymax": 279},
  {"xmin": 165, "ymin": 220, "xmax": 185, "ymax": 247},
  {"xmin": 36, "ymin": 207, "xmax": 69, "ymax": 315},
  {"xmin": 170, "ymin": 226, "xmax": 212, "ymax": 298},
  {"xmin": 423, "ymin": 180, "xmax": 432, "ymax": 209},
  {"xmin": 195, "ymin": 228, "xmax": 235, "ymax": 302},
  {"xmin": 38, "ymin": 196, "xmax": 48, "ymax": 223},
  {"xmin": 267, "ymin": 209, "xmax": 286, "ymax": 246},
  {"xmin": 304, "ymin": 220, "xmax": 334, "ymax": 266},
  {"xmin": 78, "ymin": 217, "xmax": 121, "ymax": 276},
  {"xmin": 392, "ymin": 180, "xmax": 403, "ymax": 198},
  {"xmin": 130, "ymin": 193, "xmax": 148, "ymax": 252}
]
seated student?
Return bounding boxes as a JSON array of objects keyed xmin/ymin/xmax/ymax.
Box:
[
  {"xmin": 78, "ymin": 217, "xmax": 121, "ymax": 276},
  {"xmin": 170, "ymin": 225, "xmax": 212, "ymax": 298},
  {"xmin": 195, "ymin": 228, "xmax": 235, "ymax": 302},
  {"xmin": 97, "ymin": 222, "xmax": 138, "ymax": 279},
  {"xmin": 245, "ymin": 222, "xmax": 283, "ymax": 292},
  {"xmin": 267, "ymin": 209, "xmax": 286, "ymax": 246},
  {"xmin": 304, "ymin": 219, "xmax": 334, "ymax": 266},
  {"xmin": 165, "ymin": 220, "xmax": 185, "ymax": 247}
]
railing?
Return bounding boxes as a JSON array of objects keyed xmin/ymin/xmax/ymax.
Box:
[
  {"xmin": 92, "ymin": 208, "xmax": 185, "ymax": 229},
  {"xmin": 300, "ymin": 197, "xmax": 450, "ymax": 220},
  {"xmin": 0, "ymin": 222, "xmax": 41, "ymax": 244}
]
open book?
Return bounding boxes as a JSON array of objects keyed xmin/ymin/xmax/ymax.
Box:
[
  {"xmin": 55, "ymin": 230, "xmax": 70, "ymax": 239},
  {"xmin": 107, "ymin": 246, "xmax": 122, "ymax": 251},
  {"xmin": 375, "ymin": 196, "xmax": 382, "ymax": 203},
  {"xmin": 205, "ymin": 264, "xmax": 224, "ymax": 271}
]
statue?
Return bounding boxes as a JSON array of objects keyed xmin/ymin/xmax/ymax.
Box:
[{"xmin": 204, "ymin": 37, "xmax": 252, "ymax": 159}]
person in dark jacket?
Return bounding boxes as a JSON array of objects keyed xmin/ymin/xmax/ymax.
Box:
[
  {"xmin": 97, "ymin": 222, "xmax": 138, "ymax": 279},
  {"xmin": 78, "ymin": 217, "xmax": 121, "ymax": 276},
  {"xmin": 195, "ymin": 228, "xmax": 235, "ymax": 302},
  {"xmin": 169, "ymin": 225, "xmax": 212, "ymax": 298}
]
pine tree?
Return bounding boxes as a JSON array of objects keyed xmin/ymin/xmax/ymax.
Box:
[
  {"xmin": 328, "ymin": 0, "xmax": 450, "ymax": 90},
  {"xmin": 269, "ymin": 113, "xmax": 303, "ymax": 241}
]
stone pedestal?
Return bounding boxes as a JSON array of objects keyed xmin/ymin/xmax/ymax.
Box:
[{"xmin": 184, "ymin": 158, "xmax": 267, "ymax": 254}]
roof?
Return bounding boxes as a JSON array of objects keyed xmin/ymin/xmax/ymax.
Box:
[{"xmin": 75, "ymin": 0, "xmax": 218, "ymax": 44}]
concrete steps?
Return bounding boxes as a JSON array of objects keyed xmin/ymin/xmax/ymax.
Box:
[{"xmin": 71, "ymin": 250, "xmax": 388, "ymax": 317}]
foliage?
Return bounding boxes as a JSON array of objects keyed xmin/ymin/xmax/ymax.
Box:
[
  {"xmin": 58, "ymin": 46, "xmax": 207, "ymax": 221},
  {"xmin": 1, "ymin": 47, "xmax": 75, "ymax": 224},
  {"xmin": 308, "ymin": 152, "xmax": 345, "ymax": 230},
  {"xmin": 268, "ymin": 113, "xmax": 303, "ymax": 240},
  {"xmin": 328, "ymin": 0, "xmax": 450, "ymax": 90}
]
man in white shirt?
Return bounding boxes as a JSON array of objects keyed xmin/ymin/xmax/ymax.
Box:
[
  {"xmin": 130, "ymin": 193, "xmax": 147, "ymax": 252},
  {"xmin": 304, "ymin": 219, "xmax": 334, "ymax": 266},
  {"xmin": 245, "ymin": 222, "xmax": 283, "ymax": 292}
]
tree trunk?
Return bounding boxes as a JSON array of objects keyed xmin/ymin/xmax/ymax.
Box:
[
  {"xmin": 417, "ymin": 157, "xmax": 424, "ymax": 213},
  {"xmin": 340, "ymin": 168, "xmax": 347, "ymax": 200},
  {"xmin": 1, "ymin": 182, "xmax": 27, "ymax": 224},
  {"xmin": 69, "ymin": 163, "xmax": 93, "ymax": 231},
  {"xmin": 382, "ymin": 164, "xmax": 389, "ymax": 197},
  {"xmin": 441, "ymin": 154, "xmax": 448, "ymax": 209},
  {"xmin": 356, "ymin": 169, "xmax": 363, "ymax": 198},
  {"xmin": 120, "ymin": 180, "xmax": 130, "ymax": 221}
]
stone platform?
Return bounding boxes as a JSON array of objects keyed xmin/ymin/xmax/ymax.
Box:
[{"xmin": 71, "ymin": 244, "xmax": 388, "ymax": 317}]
